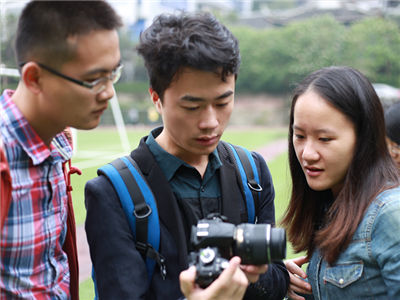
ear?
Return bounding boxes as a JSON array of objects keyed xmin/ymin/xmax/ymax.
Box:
[
  {"xmin": 149, "ymin": 88, "xmax": 162, "ymax": 114},
  {"xmin": 21, "ymin": 62, "xmax": 42, "ymax": 95}
]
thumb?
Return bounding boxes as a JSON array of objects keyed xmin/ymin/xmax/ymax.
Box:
[
  {"xmin": 293, "ymin": 256, "xmax": 309, "ymax": 266},
  {"xmin": 180, "ymin": 266, "xmax": 197, "ymax": 295}
]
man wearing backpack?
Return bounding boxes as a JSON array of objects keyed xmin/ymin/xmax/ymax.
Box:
[
  {"xmin": 0, "ymin": 2, "xmax": 122, "ymax": 299},
  {"xmin": 85, "ymin": 11, "xmax": 289, "ymax": 300}
]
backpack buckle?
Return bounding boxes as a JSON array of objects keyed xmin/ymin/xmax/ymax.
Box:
[
  {"xmin": 135, "ymin": 242, "xmax": 149, "ymax": 255},
  {"xmin": 134, "ymin": 204, "xmax": 152, "ymax": 219},
  {"xmin": 248, "ymin": 181, "xmax": 262, "ymax": 192}
]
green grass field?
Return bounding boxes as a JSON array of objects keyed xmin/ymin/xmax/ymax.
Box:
[{"xmin": 72, "ymin": 126, "xmax": 302, "ymax": 299}]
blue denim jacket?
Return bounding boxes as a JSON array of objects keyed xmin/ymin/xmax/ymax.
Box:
[{"xmin": 307, "ymin": 186, "xmax": 400, "ymax": 300}]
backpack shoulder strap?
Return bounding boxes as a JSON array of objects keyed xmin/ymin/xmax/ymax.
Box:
[
  {"xmin": 219, "ymin": 141, "xmax": 262, "ymax": 224},
  {"xmin": 97, "ymin": 156, "xmax": 166, "ymax": 282}
]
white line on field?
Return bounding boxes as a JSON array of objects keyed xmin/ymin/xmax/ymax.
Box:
[{"xmin": 72, "ymin": 152, "xmax": 128, "ymax": 170}]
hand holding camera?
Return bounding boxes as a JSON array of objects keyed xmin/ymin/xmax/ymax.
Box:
[
  {"xmin": 180, "ymin": 256, "xmax": 249, "ymax": 300},
  {"xmin": 189, "ymin": 214, "xmax": 286, "ymax": 288}
]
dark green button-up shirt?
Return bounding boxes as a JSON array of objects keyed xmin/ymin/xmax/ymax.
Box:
[{"xmin": 146, "ymin": 127, "xmax": 222, "ymax": 249}]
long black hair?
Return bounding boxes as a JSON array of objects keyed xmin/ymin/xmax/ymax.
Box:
[{"xmin": 281, "ymin": 66, "xmax": 400, "ymax": 264}]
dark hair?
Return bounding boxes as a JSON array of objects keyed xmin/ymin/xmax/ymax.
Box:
[
  {"xmin": 385, "ymin": 102, "xmax": 400, "ymax": 145},
  {"xmin": 15, "ymin": 1, "xmax": 122, "ymax": 69},
  {"xmin": 281, "ymin": 66, "xmax": 400, "ymax": 264},
  {"xmin": 136, "ymin": 11, "xmax": 241, "ymax": 100}
]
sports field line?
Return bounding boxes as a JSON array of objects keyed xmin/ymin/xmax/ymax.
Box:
[{"xmin": 72, "ymin": 151, "xmax": 128, "ymax": 170}]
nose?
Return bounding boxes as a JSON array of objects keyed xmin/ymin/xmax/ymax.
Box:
[
  {"xmin": 302, "ymin": 141, "xmax": 320, "ymax": 163},
  {"xmin": 198, "ymin": 106, "xmax": 219, "ymax": 130},
  {"xmin": 97, "ymin": 80, "xmax": 115, "ymax": 102}
]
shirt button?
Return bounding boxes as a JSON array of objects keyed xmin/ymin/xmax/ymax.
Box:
[
  {"xmin": 201, "ymin": 187, "xmax": 205, "ymax": 192},
  {"xmin": 339, "ymin": 278, "xmax": 344, "ymax": 285}
]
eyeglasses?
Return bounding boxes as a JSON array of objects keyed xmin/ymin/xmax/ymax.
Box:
[
  {"xmin": 19, "ymin": 62, "xmax": 123, "ymax": 94},
  {"xmin": 389, "ymin": 144, "xmax": 400, "ymax": 155}
]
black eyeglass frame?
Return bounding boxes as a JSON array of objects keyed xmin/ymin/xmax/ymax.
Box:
[{"xmin": 19, "ymin": 62, "xmax": 123, "ymax": 94}]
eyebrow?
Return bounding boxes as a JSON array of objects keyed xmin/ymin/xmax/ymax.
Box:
[
  {"xmin": 84, "ymin": 61, "xmax": 122, "ymax": 76},
  {"xmin": 293, "ymin": 125, "xmax": 336, "ymax": 134},
  {"xmin": 180, "ymin": 90, "xmax": 234, "ymax": 102}
]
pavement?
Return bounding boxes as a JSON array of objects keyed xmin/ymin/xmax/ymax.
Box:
[{"xmin": 75, "ymin": 138, "xmax": 288, "ymax": 283}]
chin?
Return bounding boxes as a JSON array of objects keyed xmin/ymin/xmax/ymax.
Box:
[
  {"xmin": 307, "ymin": 182, "xmax": 327, "ymax": 192},
  {"xmin": 74, "ymin": 121, "xmax": 101, "ymax": 130}
]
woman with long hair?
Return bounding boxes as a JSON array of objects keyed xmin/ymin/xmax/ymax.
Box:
[{"xmin": 282, "ymin": 66, "xmax": 400, "ymax": 300}]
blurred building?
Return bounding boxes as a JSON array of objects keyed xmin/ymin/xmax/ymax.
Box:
[
  {"xmin": 107, "ymin": 0, "xmax": 400, "ymax": 40},
  {"xmin": 2, "ymin": 1, "xmax": 399, "ymax": 39}
]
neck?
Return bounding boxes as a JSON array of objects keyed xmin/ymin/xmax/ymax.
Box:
[
  {"xmin": 11, "ymin": 84, "xmax": 62, "ymax": 148},
  {"xmin": 155, "ymin": 132, "xmax": 210, "ymax": 178}
]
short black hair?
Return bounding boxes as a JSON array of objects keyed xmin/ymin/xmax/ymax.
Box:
[
  {"xmin": 385, "ymin": 102, "xmax": 400, "ymax": 145},
  {"xmin": 15, "ymin": 0, "xmax": 122, "ymax": 69},
  {"xmin": 136, "ymin": 11, "xmax": 241, "ymax": 100}
]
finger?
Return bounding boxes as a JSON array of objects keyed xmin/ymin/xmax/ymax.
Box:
[
  {"xmin": 240, "ymin": 264, "xmax": 268, "ymax": 275},
  {"xmin": 244, "ymin": 272, "xmax": 260, "ymax": 284},
  {"xmin": 217, "ymin": 256, "xmax": 242, "ymax": 282},
  {"xmin": 224, "ymin": 261, "xmax": 248, "ymax": 299},
  {"xmin": 288, "ymin": 272, "xmax": 312, "ymax": 294},
  {"xmin": 179, "ymin": 266, "xmax": 197, "ymax": 296},
  {"xmin": 287, "ymin": 288, "xmax": 306, "ymax": 300},
  {"xmin": 207, "ymin": 257, "xmax": 248, "ymax": 299},
  {"xmin": 292, "ymin": 256, "xmax": 309, "ymax": 266},
  {"xmin": 240, "ymin": 264, "xmax": 268, "ymax": 283},
  {"xmin": 285, "ymin": 259, "xmax": 307, "ymax": 279}
]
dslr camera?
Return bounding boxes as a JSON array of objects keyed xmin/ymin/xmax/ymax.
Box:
[{"xmin": 189, "ymin": 214, "xmax": 286, "ymax": 288}]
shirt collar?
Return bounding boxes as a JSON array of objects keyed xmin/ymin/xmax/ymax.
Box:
[
  {"xmin": 1, "ymin": 90, "xmax": 73, "ymax": 165},
  {"xmin": 146, "ymin": 126, "xmax": 222, "ymax": 181}
]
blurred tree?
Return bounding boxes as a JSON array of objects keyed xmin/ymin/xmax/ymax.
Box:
[
  {"xmin": 1, "ymin": 11, "xmax": 399, "ymax": 94},
  {"xmin": 234, "ymin": 15, "xmax": 347, "ymax": 93},
  {"xmin": 344, "ymin": 17, "xmax": 400, "ymax": 86},
  {"xmin": 233, "ymin": 14, "xmax": 400, "ymax": 93},
  {"xmin": 1, "ymin": 13, "xmax": 18, "ymax": 69},
  {"xmin": 118, "ymin": 29, "xmax": 136, "ymax": 82}
]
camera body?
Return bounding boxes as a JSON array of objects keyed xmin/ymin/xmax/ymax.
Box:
[{"xmin": 189, "ymin": 214, "xmax": 286, "ymax": 288}]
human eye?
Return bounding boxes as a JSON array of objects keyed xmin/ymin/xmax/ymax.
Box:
[
  {"xmin": 185, "ymin": 106, "xmax": 199, "ymax": 111},
  {"xmin": 319, "ymin": 137, "xmax": 332, "ymax": 142},
  {"xmin": 84, "ymin": 77, "xmax": 103, "ymax": 84},
  {"xmin": 294, "ymin": 133, "xmax": 305, "ymax": 140},
  {"xmin": 217, "ymin": 102, "xmax": 229, "ymax": 108}
]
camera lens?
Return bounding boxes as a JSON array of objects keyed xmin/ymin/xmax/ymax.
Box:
[
  {"xmin": 233, "ymin": 224, "xmax": 286, "ymax": 265},
  {"xmin": 270, "ymin": 226, "xmax": 286, "ymax": 263}
]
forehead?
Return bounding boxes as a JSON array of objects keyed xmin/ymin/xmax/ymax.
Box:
[
  {"xmin": 166, "ymin": 68, "xmax": 235, "ymax": 97},
  {"xmin": 293, "ymin": 92, "xmax": 354, "ymax": 131},
  {"xmin": 63, "ymin": 29, "xmax": 120, "ymax": 72}
]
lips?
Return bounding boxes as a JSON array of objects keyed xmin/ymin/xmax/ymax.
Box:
[
  {"xmin": 196, "ymin": 135, "xmax": 218, "ymax": 146},
  {"xmin": 305, "ymin": 166, "xmax": 323, "ymax": 177},
  {"xmin": 93, "ymin": 105, "xmax": 108, "ymax": 115}
]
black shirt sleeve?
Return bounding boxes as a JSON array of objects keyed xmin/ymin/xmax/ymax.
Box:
[{"xmin": 85, "ymin": 176, "xmax": 151, "ymax": 300}]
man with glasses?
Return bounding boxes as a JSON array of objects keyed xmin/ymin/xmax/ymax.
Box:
[{"xmin": 0, "ymin": 2, "xmax": 122, "ymax": 299}]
